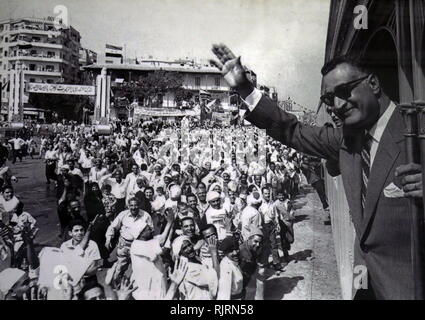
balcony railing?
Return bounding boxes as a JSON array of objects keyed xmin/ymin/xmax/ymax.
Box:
[
  {"xmin": 8, "ymin": 52, "xmax": 66, "ymax": 64},
  {"xmin": 8, "ymin": 27, "xmax": 61, "ymax": 37},
  {"xmin": 23, "ymin": 69, "xmax": 62, "ymax": 76},
  {"xmin": 8, "ymin": 41, "xmax": 64, "ymax": 50}
]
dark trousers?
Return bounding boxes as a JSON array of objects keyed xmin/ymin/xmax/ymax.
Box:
[
  {"xmin": 115, "ymin": 198, "xmax": 126, "ymax": 215},
  {"xmin": 261, "ymin": 221, "xmax": 280, "ymax": 265},
  {"xmin": 311, "ymin": 179, "xmax": 329, "ymax": 210},
  {"xmin": 12, "ymin": 149, "xmax": 22, "ymax": 163},
  {"xmin": 46, "ymin": 163, "xmax": 57, "ymax": 182}
]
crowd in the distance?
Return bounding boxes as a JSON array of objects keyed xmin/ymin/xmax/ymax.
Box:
[{"xmin": 0, "ymin": 117, "xmax": 329, "ymax": 300}]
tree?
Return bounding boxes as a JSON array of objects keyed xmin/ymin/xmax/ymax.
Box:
[
  {"xmin": 174, "ymin": 88, "xmax": 193, "ymax": 107},
  {"xmin": 112, "ymin": 71, "xmax": 186, "ymax": 108}
]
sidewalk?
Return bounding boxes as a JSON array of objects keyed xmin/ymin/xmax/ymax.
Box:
[{"xmin": 247, "ymin": 187, "xmax": 342, "ymax": 300}]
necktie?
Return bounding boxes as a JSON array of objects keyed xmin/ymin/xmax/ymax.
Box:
[{"xmin": 361, "ymin": 133, "xmax": 373, "ymax": 211}]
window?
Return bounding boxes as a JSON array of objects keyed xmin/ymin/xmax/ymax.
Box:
[
  {"xmin": 47, "ymin": 51, "xmax": 55, "ymax": 58},
  {"xmin": 195, "ymin": 77, "xmax": 201, "ymax": 87},
  {"xmin": 29, "ymin": 64, "xmax": 36, "ymax": 71},
  {"xmin": 46, "ymin": 79, "xmax": 53, "ymax": 83},
  {"xmin": 46, "ymin": 65, "xmax": 54, "ymax": 72},
  {"xmin": 4, "ymin": 51, "xmax": 7, "ymax": 57},
  {"xmin": 215, "ymin": 77, "xmax": 220, "ymax": 87},
  {"xmin": 29, "ymin": 78, "xmax": 35, "ymax": 82},
  {"xmin": 4, "ymin": 37, "xmax": 8, "ymax": 43},
  {"xmin": 30, "ymin": 50, "xmax": 37, "ymax": 55}
]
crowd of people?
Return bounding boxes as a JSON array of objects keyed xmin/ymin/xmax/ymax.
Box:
[{"xmin": 0, "ymin": 117, "xmax": 329, "ymax": 300}]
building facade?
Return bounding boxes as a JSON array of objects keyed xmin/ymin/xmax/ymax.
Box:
[
  {"xmin": 79, "ymin": 47, "xmax": 97, "ymax": 70},
  {"xmin": 0, "ymin": 17, "xmax": 81, "ymax": 116},
  {"xmin": 84, "ymin": 59, "xmax": 257, "ymax": 121}
]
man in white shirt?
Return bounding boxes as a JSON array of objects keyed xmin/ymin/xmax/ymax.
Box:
[
  {"xmin": 9, "ymin": 136, "xmax": 25, "ymax": 164},
  {"xmin": 105, "ymin": 198, "xmax": 154, "ymax": 286},
  {"xmin": 60, "ymin": 219, "xmax": 102, "ymax": 293},
  {"xmin": 240, "ymin": 192, "xmax": 263, "ymax": 242}
]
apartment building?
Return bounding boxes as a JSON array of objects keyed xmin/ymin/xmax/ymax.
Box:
[{"xmin": 0, "ymin": 17, "xmax": 81, "ymax": 110}]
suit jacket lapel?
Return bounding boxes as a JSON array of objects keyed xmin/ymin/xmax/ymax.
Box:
[
  {"xmin": 360, "ymin": 109, "xmax": 404, "ymax": 240},
  {"xmin": 340, "ymin": 135, "xmax": 363, "ymax": 231}
]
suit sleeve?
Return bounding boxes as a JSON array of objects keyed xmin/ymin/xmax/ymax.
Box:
[{"xmin": 245, "ymin": 95, "xmax": 342, "ymax": 162}]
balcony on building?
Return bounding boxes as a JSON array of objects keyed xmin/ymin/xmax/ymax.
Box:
[{"xmin": 8, "ymin": 52, "xmax": 65, "ymax": 63}]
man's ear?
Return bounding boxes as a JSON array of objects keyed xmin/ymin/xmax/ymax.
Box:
[{"xmin": 367, "ymin": 74, "xmax": 381, "ymax": 95}]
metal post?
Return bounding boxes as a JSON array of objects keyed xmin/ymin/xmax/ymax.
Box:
[
  {"xmin": 399, "ymin": 102, "xmax": 424, "ymax": 300},
  {"xmin": 414, "ymin": 100, "xmax": 425, "ymax": 213}
]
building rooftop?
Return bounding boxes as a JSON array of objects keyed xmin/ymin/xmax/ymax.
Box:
[{"xmin": 84, "ymin": 62, "xmax": 223, "ymax": 74}]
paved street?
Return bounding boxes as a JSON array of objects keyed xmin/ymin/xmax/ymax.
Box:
[{"xmin": 10, "ymin": 157, "xmax": 341, "ymax": 300}]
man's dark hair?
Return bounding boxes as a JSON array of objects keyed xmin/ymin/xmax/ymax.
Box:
[
  {"xmin": 144, "ymin": 186, "xmax": 154, "ymax": 194},
  {"xmin": 180, "ymin": 216, "xmax": 195, "ymax": 227},
  {"xmin": 186, "ymin": 193, "xmax": 197, "ymax": 200},
  {"xmin": 2, "ymin": 184, "xmax": 13, "ymax": 193},
  {"xmin": 69, "ymin": 219, "xmax": 87, "ymax": 231},
  {"xmin": 261, "ymin": 186, "xmax": 270, "ymax": 194},
  {"xmin": 200, "ymin": 223, "xmax": 217, "ymax": 235},
  {"xmin": 15, "ymin": 201, "xmax": 24, "ymax": 214},
  {"xmin": 321, "ymin": 54, "xmax": 372, "ymax": 76},
  {"xmin": 197, "ymin": 182, "xmax": 206, "ymax": 189},
  {"xmin": 78, "ymin": 281, "xmax": 105, "ymax": 300}
]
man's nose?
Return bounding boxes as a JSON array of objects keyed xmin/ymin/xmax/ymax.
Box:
[{"xmin": 333, "ymin": 97, "xmax": 347, "ymax": 110}]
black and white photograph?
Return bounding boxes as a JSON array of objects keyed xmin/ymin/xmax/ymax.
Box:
[{"xmin": 0, "ymin": 0, "xmax": 424, "ymax": 304}]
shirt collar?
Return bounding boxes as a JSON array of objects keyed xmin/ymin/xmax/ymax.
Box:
[
  {"xmin": 64, "ymin": 239, "xmax": 79, "ymax": 249},
  {"xmin": 367, "ymin": 101, "xmax": 396, "ymax": 143}
]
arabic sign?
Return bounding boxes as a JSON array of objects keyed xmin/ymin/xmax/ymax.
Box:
[{"xmin": 26, "ymin": 83, "xmax": 96, "ymax": 96}]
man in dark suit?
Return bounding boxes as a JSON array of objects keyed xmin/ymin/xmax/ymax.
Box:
[{"xmin": 211, "ymin": 44, "xmax": 423, "ymax": 299}]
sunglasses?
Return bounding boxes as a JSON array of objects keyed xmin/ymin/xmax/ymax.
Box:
[{"xmin": 320, "ymin": 75, "xmax": 370, "ymax": 107}]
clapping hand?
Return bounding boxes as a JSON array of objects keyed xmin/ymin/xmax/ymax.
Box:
[
  {"xmin": 23, "ymin": 285, "xmax": 48, "ymax": 300},
  {"xmin": 116, "ymin": 276, "xmax": 137, "ymax": 300},
  {"xmin": 169, "ymin": 257, "xmax": 189, "ymax": 286},
  {"xmin": 210, "ymin": 44, "xmax": 253, "ymax": 97},
  {"xmin": 165, "ymin": 208, "xmax": 175, "ymax": 224},
  {"xmin": 206, "ymin": 234, "xmax": 218, "ymax": 255},
  {"xmin": 224, "ymin": 214, "xmax": 233, "ymax": 233}
]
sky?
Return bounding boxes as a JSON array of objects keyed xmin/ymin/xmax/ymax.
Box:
[{"xmin": 0, "ymin": 0, "xmax": 331, "ymax": 110}]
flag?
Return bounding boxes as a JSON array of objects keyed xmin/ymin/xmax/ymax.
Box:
[
  {"xmin": 105, "ymin": 44, "xmax": 123, "ymax": 58},
  {"xmin": 204, "ymin": 99, "xmax": 216, "ymax": 113}
]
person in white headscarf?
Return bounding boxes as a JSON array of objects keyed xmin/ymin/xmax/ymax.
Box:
[
  {"xmin": 170, "ymin": 235, "xmax": 218, "ymax": 300},
  {"xmin": 240, "ymin": 191, "xmax": 263, "ymax": 241},
  {"xmin": 129, "ymin": 209, "xmax": 174, "ymax": 300},
  {"xmin": 203, "ymin": 191, "xmax": 229, "ymax": 241}
]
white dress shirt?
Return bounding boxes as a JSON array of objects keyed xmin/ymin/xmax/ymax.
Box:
[{"xmin": 367, "ymin": 101, "xmax": 396, "ymax": 168}]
